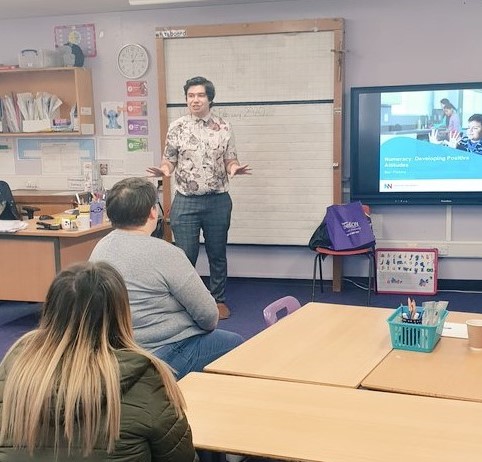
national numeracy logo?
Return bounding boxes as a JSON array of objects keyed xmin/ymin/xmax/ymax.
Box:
[{"xmin": 383, "ymin": 183, "xmax": 393, "ymax": 189}]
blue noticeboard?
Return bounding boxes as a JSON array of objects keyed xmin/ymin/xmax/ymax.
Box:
[{"xmin": 17, "ymin": 138, "xmax": 95, "ymax": 160}]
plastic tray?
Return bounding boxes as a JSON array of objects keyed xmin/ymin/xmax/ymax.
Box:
[{"xmin": 387, "ymin": 306, "xmax": 448, "ymax": 352}]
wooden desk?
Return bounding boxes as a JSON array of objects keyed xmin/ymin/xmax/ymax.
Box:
[
  {"xmin": 0, "ymin": 218, "xmax": 110, "ymax": 302},
  {"xmin": 205, "ymin": 303, "xmax": 393, "ymax": 387},
  {"xmin": 362, "ymin": 311, "xmax": 482, "ymax": 402},
  {"xmin": 179, "ymin": 372, "xmax": 482, "ymax": 462}
]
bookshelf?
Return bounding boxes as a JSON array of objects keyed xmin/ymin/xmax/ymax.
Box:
[{"xmin": 0, "ymin": 67, "xmax": 95, "ymax": 136}]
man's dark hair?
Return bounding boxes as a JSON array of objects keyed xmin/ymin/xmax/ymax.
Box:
[
  {"xmin": 183, "ymin": 76, "xmax": 215, "ymax": 108},
  {"xmin": 468, "ymin": 114, "xmax": 482, "ymax": 125},
  {"xmin": 106, "ymin": 177, "xmax": 157, "ymax": 228}
]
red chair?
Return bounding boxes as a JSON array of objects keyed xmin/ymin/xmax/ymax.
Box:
[
  {"xmin": 311, "ymin": 246, "xmax": 375, "ymax": 305},
  {"xmin": 263, "ymin": 296, "xmax": 301, "ymax": 327},
  {"xmin": 311, "ymin": 202, "xmax": 375, "ymax": 305}
]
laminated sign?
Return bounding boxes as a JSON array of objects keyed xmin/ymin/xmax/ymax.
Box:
[{"xmin": 376, "ymin": 248, "xmax": 438, "ymax": 295}]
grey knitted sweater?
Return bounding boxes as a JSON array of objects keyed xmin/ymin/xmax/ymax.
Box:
[{"xmin": 90, "ymin": 229, "xmax": 218, "ymax": 352}]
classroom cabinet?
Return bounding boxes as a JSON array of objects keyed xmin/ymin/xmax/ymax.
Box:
[{"xmin": 0, "ymin": 67, "xmax": 95, "ymax": 136}]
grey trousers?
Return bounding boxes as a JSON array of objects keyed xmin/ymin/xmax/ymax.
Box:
[{"xmin": 170, "ymin": 192, "xmax": 232, "ymax": 303}]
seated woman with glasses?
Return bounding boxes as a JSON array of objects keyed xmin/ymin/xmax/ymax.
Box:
[{"xmin": 0, "ymin": 261, "xmax": 196, "ymax": 461}]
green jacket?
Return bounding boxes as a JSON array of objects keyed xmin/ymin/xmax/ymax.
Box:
[{"xmin": 0, "ymin": 347, "xmax": 196, "ymax": 461}]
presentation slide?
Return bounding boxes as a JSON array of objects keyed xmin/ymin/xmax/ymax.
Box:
[{"xmin": 380, "ymin": 137, "xmax": 482, "ymax": 192}]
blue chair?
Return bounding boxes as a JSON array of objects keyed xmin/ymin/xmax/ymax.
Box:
[{"xmin": 263, "ymin": 296, "xmax": 301, "ymax": 327}]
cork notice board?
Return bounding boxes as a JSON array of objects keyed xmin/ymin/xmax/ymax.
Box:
[{"xmin": 376, "ymin": 248, "xmax": 438, "ymax": 295}]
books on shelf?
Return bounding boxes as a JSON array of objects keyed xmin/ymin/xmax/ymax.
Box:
[{"xmin": 0, "ymin": 91, "xmax": 65, "ymax": 133}]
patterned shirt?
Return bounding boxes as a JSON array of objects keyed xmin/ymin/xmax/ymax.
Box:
[
  {"xmin": 458, "ymin": 136, "xmax": 482, "ymax": 155},
  {"xmin": 164, "ymin": 113, "xmax": 238, "ymax": 195}
]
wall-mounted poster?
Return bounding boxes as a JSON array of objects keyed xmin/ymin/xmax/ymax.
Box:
[
  {"xmin": 101, "ymin": 102, "xmax": 125, "ymax": 136},
  {"xmin": 54, "ymin": 23, "xmax": 97, "ymax": 57},
  {"xmin": 127, "ymin": 119, "xmax": 148, "ymax": 136},
  {"xmin": 376, "ymin": 248, "xmax": 438, "ymax": 295},
  {"xmin": 126, "ymin": 81, "xmax": 148, "ymax": 97},
  {"xmin": 127, "ymin": 101, "xmax": 148, "ymax": 117},
  {"xmin": 127, "ymin": 138, "xmax": 148, "ymax": 152}
]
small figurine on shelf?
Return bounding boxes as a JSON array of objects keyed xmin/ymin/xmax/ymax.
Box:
[{"xmin": 60, "ymin": 42, "xmax": 84, "ymax": 67}]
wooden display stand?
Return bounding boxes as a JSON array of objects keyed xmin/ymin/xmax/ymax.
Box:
[
  {"xmin": 376, "ymin": 248, "xmax": 438, "ymax": 295},
  {"xmin": 0, "ymin": 67, "xmax": 94, "ymax": 136}
]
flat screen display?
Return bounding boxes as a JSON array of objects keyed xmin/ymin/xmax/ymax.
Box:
[{"xmin": 350, "ymin": 82, "xmax": 482, "ymax": 205}]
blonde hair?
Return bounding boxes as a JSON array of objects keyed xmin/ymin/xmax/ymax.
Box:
[{"xmin": 0, "ymin": 261, "xmax": 185, "ymax": 456}]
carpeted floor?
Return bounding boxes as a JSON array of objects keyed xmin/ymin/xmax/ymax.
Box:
[{"xmin": 2, "ymin": 276, "xmax": 482, "ymax": 359}]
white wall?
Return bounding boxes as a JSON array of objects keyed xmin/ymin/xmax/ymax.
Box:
[{"xmin": 1, "ymin": 0, "xmax": 482, "ymax": 280}]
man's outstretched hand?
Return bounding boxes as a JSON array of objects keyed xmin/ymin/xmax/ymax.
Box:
[
  {"xmin": 230, "ymin": 163, "xmax": 252, "ymax": 178},
  {"xmin": 146, "ymin": 165, "xmax": 171, "ymax": 177}
]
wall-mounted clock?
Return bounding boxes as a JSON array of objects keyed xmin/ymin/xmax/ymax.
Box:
[{"xmin": 117, "ymin": 44, "xmax": 149, "ymax": 79}]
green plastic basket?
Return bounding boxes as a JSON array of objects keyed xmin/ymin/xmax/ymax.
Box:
[{"xmin": 387, "ymin": 306, "xmax": 448, "ymax": 352}]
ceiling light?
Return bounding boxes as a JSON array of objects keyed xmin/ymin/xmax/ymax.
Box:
[{"xmin": 128, "ymin": 0, "xmax": 206, "ymax": 5}]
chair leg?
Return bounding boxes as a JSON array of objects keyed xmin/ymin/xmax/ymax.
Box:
[
  {"xmin": 318, "ymin": 254, "xmax": 323, "ymax": 296},
  {"xmin": 367, "ymin": 252, "xmax": 375, "ymax": 306},
  {"xmin": 311, "ymin": 254, "xmax": 318, "ymax": 301},
  {"xmin": 311, "ymin": 253, "xmax": 324, "ymax": 302}
]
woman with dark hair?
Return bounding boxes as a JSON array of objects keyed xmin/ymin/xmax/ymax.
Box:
[
  {"xmin": 0, "ymin": 261, "xmax": 196, "ymax": 461},
  {"xmin": 442, "ymin": 100, "xmax": 461, "ymax": 133}
]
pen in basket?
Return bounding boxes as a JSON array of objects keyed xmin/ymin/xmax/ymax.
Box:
[{"xmin": 408, "ymin": 297, "xmax": 418, "ymax": 320}]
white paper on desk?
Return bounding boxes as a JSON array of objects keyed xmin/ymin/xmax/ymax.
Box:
[
  {"xmin": 442, "ymin": 322, "xmax": 468, "ymax": 339},
  {"xmin": 0, "ymin": 220, "xmax": 28, "ymax": 233}
]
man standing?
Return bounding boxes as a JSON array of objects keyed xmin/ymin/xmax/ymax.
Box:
[{"xmin": 147, "ymin": 76, "xmax": 251, "ymax": 319}]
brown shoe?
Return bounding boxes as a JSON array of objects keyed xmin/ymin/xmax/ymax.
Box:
[{"xmin": 217, "ymin": 302, "xmax": 231, "ymax": 320}]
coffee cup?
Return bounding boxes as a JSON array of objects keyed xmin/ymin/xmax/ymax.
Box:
[{"xmin": 466, "ymin": 319, "xmax": 482, "ymax": 350}]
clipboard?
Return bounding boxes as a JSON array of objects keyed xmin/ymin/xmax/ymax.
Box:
[{"xmin": 376, "ymin": 248, "xmax": 438, "ymax": 295}]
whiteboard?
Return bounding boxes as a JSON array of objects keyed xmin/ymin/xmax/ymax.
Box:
[
  {"xmin": 157, "ymin": 19, "xmax": 344, "ymax": 245},
  {"xmin": 164, "ymin": 33, "xmax": 334, "ymax": 103},
  {"xmin": 167, "ymin": 103, "xmax": 333, "ymax": 244}
]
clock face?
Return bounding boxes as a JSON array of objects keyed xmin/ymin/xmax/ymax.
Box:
[{"xmin": 117, "ymin": 44, "xmax": 149, "ymax": 79}]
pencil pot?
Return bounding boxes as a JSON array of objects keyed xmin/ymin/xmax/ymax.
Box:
[
  {"xmin": 387, "ymin": 306, "xmax": 448, "ymax": 352},
  {"xmin": 90, "ymin": 201, "xmax": 105, "ymax": 226},
  {"xmin": 76, "ymin": 213, "xmax": 90, "ymax": 230}
]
